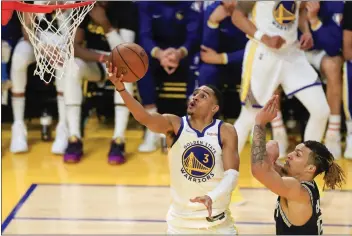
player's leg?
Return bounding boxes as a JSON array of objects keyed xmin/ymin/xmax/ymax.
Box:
[
  {"xmin": 235, "ymin": 40, "xmax": 281, "ymax": 154},
  {"xmin": 282, "ymin": 51, "xmax": 330, "ymax": 143},
  {"xmin": 343, "ymin": 61, "xmax": 352, "ymax": 159},
  {"xmin": 108, "ymin": 83, "xmax": 133, "ymax": 164},
  {"xmin": 63, "ymin": 58, "xmax": 103, "ymax": 163},
  {"xmin": 51, "ymin": 68, "xmax": 69, "ymax": 154},
  {"xmin": 10, "ymin": 38, "xmax": 35, "ymax": 153},
  {"xmin": 306, "ymin": 50, "xmax": 343, "ymax": 158},
  {"xmin": 136, "ymin": 64, "xmax": 158, "ymax": 152},
  {"xmin": 320, "ymin": 55, "xmax": 343, "ymax": 159}
]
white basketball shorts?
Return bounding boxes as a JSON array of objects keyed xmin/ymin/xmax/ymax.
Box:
[{"xmin": 240, "ymin": 40, "xmax": 320, "ymax": 107}]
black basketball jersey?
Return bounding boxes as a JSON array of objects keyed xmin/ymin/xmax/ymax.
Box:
[
  {"xmin": 79, "ymin": 1, "xmax": 138, "ymax": 52},
  {"xmin": 274, "ymin": 181, "xmax": 323, "ymax": 235}
]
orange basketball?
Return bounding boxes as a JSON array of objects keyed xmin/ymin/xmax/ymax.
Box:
[{"xmin": 109, "ymin": 43, "xmax": 149, "ymax": 83}]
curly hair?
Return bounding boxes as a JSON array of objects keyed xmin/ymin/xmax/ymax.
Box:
[{"xmin": 304, "ymin": 140, "xmax": 346, "ymax": 190}]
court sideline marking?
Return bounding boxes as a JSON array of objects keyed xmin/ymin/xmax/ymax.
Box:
[{"xmin": 2, "ymin": 183, "xmax": 351, "ymax": 234}]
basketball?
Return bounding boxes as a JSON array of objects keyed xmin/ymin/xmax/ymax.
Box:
[{"xmin": 109, "ymin": 43, "xmax": 149, "ymax": 83}]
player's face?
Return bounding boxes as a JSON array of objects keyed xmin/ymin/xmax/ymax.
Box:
[
  {"xmin": 187, "ymin": 86, "xmax": 218, "ymax": 116},
  {"xmin": 284, "ymin": 143, "xmax": 313, "ymax": 176}
]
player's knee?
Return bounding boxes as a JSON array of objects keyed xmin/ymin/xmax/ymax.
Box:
[
  {"xmin": 311, "ymin": 99, "xmax": 330, "ymax": 121},
  {"xmin": 12, "ymin": 40, "xmax": 34, "ymax": 69}
]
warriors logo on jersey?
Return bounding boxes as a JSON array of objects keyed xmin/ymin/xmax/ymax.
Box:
[
  {"xmin": 272, "ymin": 1, "xmax": 297, "ymax": 30},
  {"xmin": 181, "ymin": 141, "xmax": 216, "ymax": 183}
]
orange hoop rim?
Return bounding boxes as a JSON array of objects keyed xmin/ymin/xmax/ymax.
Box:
[
  {"xmin": 1, "ymin": 1, "xmax": 95, "ymax": 26},
  {"xmin": 2, "ymin": 1, "xmax": 95, "ymax": 13}
]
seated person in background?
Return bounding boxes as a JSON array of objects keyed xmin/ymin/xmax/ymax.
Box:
[
  {"xmin": 198, "ymin": 0, "xmax": 247, "ymax": 89},
  {"xmin": 273, "ymin": 1, "xmax": 345, "ymax": 159},
  {"xmin": 137, "ymin": 1, "xmax": 202, "ymax": 152},
  {"xmin": 63, "ymin": 1, "xmax": 137, "ymax": 164},
  {"xmin": 9, "ymin": 12, "xmax": 69, "ymax": 155},
  {"xmin": 342, "ymin": 1, "xmax": 352, "ymax": 159}
]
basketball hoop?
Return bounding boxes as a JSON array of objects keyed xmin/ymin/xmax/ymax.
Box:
[{"xmin": 1, "ymin": 1, "xmax": 96, "ymax": 84}]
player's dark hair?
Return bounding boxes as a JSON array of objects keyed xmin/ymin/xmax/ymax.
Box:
[
  {"xmin": 204, "ymin": 84, "xmax": 223, "ymax": 117},
  {"xmin": 304, "ymin": 140, "xmax": 345, "ymax": 190}
]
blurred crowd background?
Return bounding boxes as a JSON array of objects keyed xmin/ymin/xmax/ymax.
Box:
[{"xmin": 1, "ymin": 1, "xmax": 352, "ymax": 163}]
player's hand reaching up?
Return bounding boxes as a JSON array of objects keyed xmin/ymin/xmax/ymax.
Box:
[
  {"xmin": 190, "ymin": 195, "xmax": 213, "ymax": 218},
  {"xmin": 255, "ymin": 95, "xmax": 279, "ymax": 126},
  {"xmin": 106, "ymin": 62, "xmax": 125, "ymax": 92}
]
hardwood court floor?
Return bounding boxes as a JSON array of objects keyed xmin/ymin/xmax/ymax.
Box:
[{"xmin": 2, "ymin": 117, "xmax": 352, "ymax": 234}]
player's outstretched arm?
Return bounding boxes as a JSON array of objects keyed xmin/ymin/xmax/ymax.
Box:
[
  {"xmin": 251, "ymin": 96, "xmax": 310, "ymax": 203},
  {"xmin": 107, "ymin": 63, "xmax": 179, "ymax": 135}
]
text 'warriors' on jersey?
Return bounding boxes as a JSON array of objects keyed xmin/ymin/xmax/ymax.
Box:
[{"xmin": 167, "ymin": 116, "xmax": 231, "ymax": 228}]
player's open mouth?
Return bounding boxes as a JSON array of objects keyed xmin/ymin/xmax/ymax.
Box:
[{"xmin": 188, "ymin": 101, "xmax": 195, "ymax": 108}]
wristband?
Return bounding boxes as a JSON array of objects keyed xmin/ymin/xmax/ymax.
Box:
[
  {"xmin": 254, "ymin": 30, "xmax": 264, "ymax": 41},
  {"xmin": 116, "ymin": 88, "xmax": 125, "ymax": 92}
]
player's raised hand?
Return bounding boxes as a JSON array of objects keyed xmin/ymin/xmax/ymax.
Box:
[
  {"xmin": 106, "ymin": 61, "xmax": 125, "ymax": 92},
  {"xmin": 190, "ymin": 195, "xmax": 213, "ymax": 218},
  {"xmin": 255, "ymin": 95, "xmax": 279, "ymax": 126},
  {"xmin": 266, "ymin": 140, "xmax": 280, "ymax": 164}
]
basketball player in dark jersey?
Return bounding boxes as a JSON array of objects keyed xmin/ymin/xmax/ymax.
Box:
[
  {"xmin": 63, "ymin": 1, "xmax": 137, "ymax": 164},
  {"xmin": 251, "ymin": 95, "xmax": 345, "ymax": 235}
]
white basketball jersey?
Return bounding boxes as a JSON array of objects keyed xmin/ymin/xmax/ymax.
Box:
[
  {"xmin": 250, "ymin": 1, "xmax": 300, "ymax": 48},
  {"xmin": 167, "ymin": 116, "xmax": 232, "ymax": 228}
]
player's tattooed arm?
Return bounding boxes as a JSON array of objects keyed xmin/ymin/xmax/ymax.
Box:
[{"xmin": 251, "ymin": 124, "xmax": 268, "ymax": 166}]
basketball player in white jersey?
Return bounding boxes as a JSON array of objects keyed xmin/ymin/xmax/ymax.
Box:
[
  {"xmin": 10, "ymin": 12, "xmax": 69, "ymax": 155},
  {"xmin": 107, "ymin": 63, "xmax": 240, "ymax": 234},
  {"xmin": 231, "ymin": 1, "xmax": 330, "ymax": 156}
]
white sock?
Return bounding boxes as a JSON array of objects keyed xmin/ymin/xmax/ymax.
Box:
[
  {"xmin": 113, "ymin": 106, "xmax": 129, "ymax": 140},
  {"xmin": 57, "ymin": 96, "xmax": 66, "ymax": 125},
  {"xmin": 66, "ymin": 105, "xmax": 81, "ymax": 139},
  {"xmin": 271, "ymin": 111, "xmax": 287, "ymax": 138},
  {"xmin": 326, "ymin": 115, "xmax": 341, "ymax": 136},
  {"xmin": 12, "ymin": 97, "xmax": 25, "ymax": 123},
  {"xmin": 346, "ymin": 120, "xmax": 352, "ymax": 136}
]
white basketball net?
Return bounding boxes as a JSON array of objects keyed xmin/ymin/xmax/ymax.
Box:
[{"xmin": 16, "ymin": 1, "xmax": 95, "ymax": 84}]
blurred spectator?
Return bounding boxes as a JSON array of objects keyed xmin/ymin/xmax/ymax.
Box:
[
  {"xmin": 63, "ymin": 1, "xmax": 138, "ymax": 164},
  {"xmin": 304, "ymin": 1, "xmax": 344, "ymax": 159},
  {"xmin": 8, "ymin": 12, "xmax": 69, "ymax": 154},
  {"xmin": 137, "ymin": 1, "xmax": 201, "ymax": 152},
  {"xmin": 342, "ymin": 1, "xmax": 352, "ymax": 159},
  {"xmin": 198, "ymin": 0, "xmax": 247, "ymax": 90}
]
